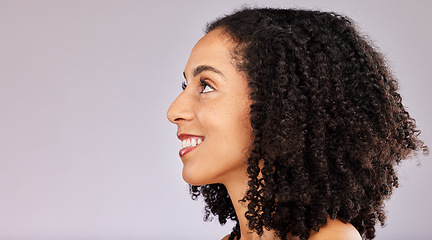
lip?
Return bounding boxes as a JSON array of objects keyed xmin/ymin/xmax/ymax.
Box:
[
  {"xmin": 177, "ymin": 133, "xmax": 205, "ymax": 157},
  {"xmin": 177, "ymin": 133, "xmax": 204, "ymax": 140},
  {"xmin": 179, "ymin": 145, "xmax": 199, "ymax": 157}
]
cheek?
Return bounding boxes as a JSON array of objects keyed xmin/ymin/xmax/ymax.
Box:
[{"xmin": 197, "ymin": 99, "xmax": 252, "ymax": 149}]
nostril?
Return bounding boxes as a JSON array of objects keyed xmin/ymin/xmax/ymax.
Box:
[
  {"xmin": 174, "ymin": 117, "xmax": 183, "ymax": 122},
  {"xmin": 166, "ymin": 105, "xmax": 181, "ymax": 123}
]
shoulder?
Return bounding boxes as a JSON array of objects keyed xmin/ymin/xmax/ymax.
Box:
[
  {"xmin": 221, "ymin": 234, "xmax": 230, "ymax": 240},
  {"xmin": 309, "ymin": 218, "xmax": 361, "ymax": 240}
]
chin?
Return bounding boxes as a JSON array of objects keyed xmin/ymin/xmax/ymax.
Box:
[
  {"xmin": 183, "ymin": 173, "xmax": 209, "ymax": 186},
  {"xmin": 182, "ymin": 168, "xmax": 218, "ymax": 186}
]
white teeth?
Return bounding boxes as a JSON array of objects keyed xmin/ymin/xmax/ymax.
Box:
[{"xmin": 181, "ymin": 138, "xmax": 203, "ymax": 149}]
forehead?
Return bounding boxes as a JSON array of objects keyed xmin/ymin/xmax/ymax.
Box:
[{"xmin": 184, "ymin": 29, "xmax": 235, "ymax": 76}]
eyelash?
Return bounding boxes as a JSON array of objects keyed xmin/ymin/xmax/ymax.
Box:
[
  {"xmin": 199, "ymin": 79, "xmax": 214, "ymax": 93},
  {"xmin": 181, "ymin": 79, "xmax": 214, "ymax": 93}
]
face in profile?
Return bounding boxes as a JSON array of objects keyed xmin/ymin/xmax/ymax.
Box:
[{"xmin": 167, "ymin": 29, "xmax": 253, "ymax": 186}]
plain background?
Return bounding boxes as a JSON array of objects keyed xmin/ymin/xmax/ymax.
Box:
[{"xmin": 0, "ymin": 1, "xmax": 430, "ymax": 239}]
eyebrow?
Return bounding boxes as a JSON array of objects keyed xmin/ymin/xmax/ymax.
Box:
[{"xmin": 183, "ymin": 65, "xmax": 225, "ymax": 80}]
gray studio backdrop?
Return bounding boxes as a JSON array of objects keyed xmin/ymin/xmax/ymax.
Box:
[{"xmin": 0, "ymin": 1, "xmax": 430, "ymax": 239}]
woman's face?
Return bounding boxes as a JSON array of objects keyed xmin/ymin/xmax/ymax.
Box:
[{"xmin": 167, "ymin": 29, "xmax": 253, "ymax": 186}]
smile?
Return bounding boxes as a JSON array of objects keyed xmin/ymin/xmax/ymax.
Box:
[
  {"xmin": 178, "ymin": 134, "xmax": 204, "ymax": 157},
  {"xmin": 181, "ymin": 138, "xmax": 203, "ymax": 149}
]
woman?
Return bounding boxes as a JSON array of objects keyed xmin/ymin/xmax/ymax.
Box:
[{"xmin": 167, "ymin": 8, "xmax": 427, "ymax": 240}]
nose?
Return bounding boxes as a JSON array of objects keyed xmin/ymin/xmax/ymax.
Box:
[{"xmin": 167, "ymin": 91, "xmax": 194, "ymax": 124}]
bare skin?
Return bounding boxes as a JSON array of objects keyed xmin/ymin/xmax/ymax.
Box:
[
  {"xmin": 168, "ymin": 29, "xmax": 362, "ymax": 240},
  {"xmin": 222, "ymin": 217, "xmax": 361, "ymax": 240}
]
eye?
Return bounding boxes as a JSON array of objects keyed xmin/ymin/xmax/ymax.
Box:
[
  {"xmin": 200, "ymin": 79, "xmax": 214, "ymax": 93},
  {"xmin": 181, "ymin": 81, "xmax": 187, "ymax": 90}
]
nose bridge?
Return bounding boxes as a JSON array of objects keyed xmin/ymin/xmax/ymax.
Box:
[{"xmin": 167, "ymin": 91, "xmax": 194, "ymax": 124}]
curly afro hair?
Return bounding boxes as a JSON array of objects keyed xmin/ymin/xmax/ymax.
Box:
[{"xmin": 189, "ymin": 7, "xmax": 428, "ymax": 240}]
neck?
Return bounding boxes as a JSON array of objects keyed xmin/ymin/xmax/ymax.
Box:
[
  {"xmin": 223, "ymin": 177, "xmax": 280, "ymax": 240},
  {"xmin": 224, "ymin": 178, "xmax": 250, "ymax": 239}
]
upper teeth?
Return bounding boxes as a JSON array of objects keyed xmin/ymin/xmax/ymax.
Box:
[{"xmin": 181, "ymin": 138, "xmax": 203, "ymax": 149}]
